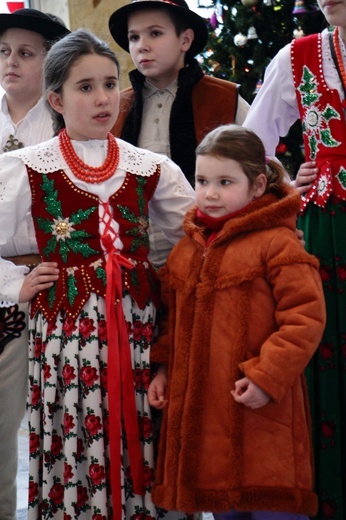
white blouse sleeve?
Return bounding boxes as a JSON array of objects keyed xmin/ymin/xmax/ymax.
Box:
[
  {"xmin": 243, "ymin": 43, "xmax": 301, "ymax": 156},
  {"xmin": 0, "ymin": 155, "xmax": 32, "ymax": 304},
  {"xmin": 149, "ymin": 157, "xmax": 195, "ymax": 245}
]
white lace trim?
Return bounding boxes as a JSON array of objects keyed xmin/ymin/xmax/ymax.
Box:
[{"xmin": 8, "ymin": 136, "xmax": 167, "ymax": 177}]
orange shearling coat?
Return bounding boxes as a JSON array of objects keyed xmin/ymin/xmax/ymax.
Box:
[{"xmin": 151, "ymin": 186, "xmax": 326, "ymax": 515}]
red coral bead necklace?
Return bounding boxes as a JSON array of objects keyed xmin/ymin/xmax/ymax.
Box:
[{"xmin": 59, "ymin": 129, "xmax": 120, "ymax": 184}]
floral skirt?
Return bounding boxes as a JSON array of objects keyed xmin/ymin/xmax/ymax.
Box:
[
  {"xmin": 27, "ymin": 293, "xmax": 189, "ymax": 520},
  {"xmin": 298, "ymin": 198, "xmax": 346, "ymax": 520}
]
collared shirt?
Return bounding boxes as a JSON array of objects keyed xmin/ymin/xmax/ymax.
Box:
[
  {"xmin": 138, "ymin": 78, "xmax": 249, "ymax": 158},
  {"xmin": 138, "ymin": 79, "xmax": 178, "ymax": 157},
  {"xmin": 0, "ymin": 94, "xmax": 54, "ymax": 152},
  {"xmin": 0, "ymin": 94, "xmax": 54, "ymax": 258}
]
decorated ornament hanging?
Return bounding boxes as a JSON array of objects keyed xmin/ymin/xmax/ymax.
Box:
[
  {"xmin": 247, "ymin": 26, "xmax": 258, "ymax": 40},
  {"xmin": 234, "ymin": 33, "xmax": 248, "ymax": 47},
  {"xmin": 262, "ymin": 0, "xmax": 273, "ymax": 5},
  {"xmin": 254, "ymin": 78, "xmax": 263, "ymax": 95},
  {"xmin": 276, "ymin": 141, "xmax": 288, "ymax": 156},
  {"xmin": 292, "ymin": 0, "xmax": 308, "ymax": 15},
  {"xmin": 293, "ymin": 26, "xmax": 305, "ymax": 39},
  {"xmin": 209, "ymin": 59, "xmax": 221, "ymax": 73},
  {"xmin": 209, "ymin": 12, "xmax": 218, "ymax": 30},
  {"xmin": 241, "ymin": 0, "xmax": 258, "ymax": 6}
]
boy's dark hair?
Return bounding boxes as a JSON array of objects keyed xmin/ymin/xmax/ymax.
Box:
[{"xmin": 109, "ymin": 0, "xmax": 208, "ymax": 58}]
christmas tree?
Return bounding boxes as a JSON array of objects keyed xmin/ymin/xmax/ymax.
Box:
[{"xmin": 199, "ymin": 0, "xmax": 325, "ymax": 175}]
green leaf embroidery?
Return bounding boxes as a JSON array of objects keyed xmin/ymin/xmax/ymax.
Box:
[
  {"xmin": 298, "ymin": 66, "xmax": 341, "ymax": 159},
  {"xmin": 42, "ymin": 175, "xmax": 62, "ymax": 218},
  {"xmin": 36, "ymin": 175, "xmax": 98, "ymax": 263},
  {"xmin": 336, "ymin": 167, "xmax": 346, "ymax": 190},
  {"xmin": 96, "ymin": 266, "xmax": 106, "ymax": 286},
  {"xmin": 47, "ymin": 284, "xmax": 56, "ymax": 309},
  {"xmin": 67, "ymin": 274, "xmax": 78, "ymax": 306}
]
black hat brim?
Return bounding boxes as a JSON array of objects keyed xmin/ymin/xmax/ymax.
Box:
[
  {"xmin": 109, "ymin": 1, "xmax": 208, "ymax": 57},
  {"xmin": 0, "ymin": 9, "xmax": 69, "ymax": 40}
]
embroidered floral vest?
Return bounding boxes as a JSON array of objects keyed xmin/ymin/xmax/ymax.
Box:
[
  {"xmin": 27, "ymin": 166, "xmax": 160, "ymax": 321},
  {"xmin": 292, "ymin": 33, "xmax": 346, "ymax": 211}
]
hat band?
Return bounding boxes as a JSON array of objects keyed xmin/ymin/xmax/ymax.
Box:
[{"xmin": 131, "ymin": 0, "xmax": 186, "ymax": 8}]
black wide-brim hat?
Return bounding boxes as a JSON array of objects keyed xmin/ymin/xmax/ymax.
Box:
[
  {"xmin": 109, "ymin": 0, "xmax": 208, "ymax": 57},
  {"xmin": 0, "ymin": 8, "xmax": 69, "ymax": 40}
]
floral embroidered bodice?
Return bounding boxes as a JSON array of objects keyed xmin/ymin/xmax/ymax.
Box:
[
  {"xmin": 292, "ymin": 33, "xmax": 346, "ymax": 210},
  {"xmin": 27, "ymin": 165, "xmax": 160, "ymax": 321}
]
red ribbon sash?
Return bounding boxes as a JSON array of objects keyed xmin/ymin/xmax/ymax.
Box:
[{"xmin": 101, "ymin": 231, "xmax": 144, "ymax": 518}]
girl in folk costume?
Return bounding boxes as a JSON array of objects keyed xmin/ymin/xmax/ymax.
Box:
[
  {"xmin": 0, "ymin": 28, "xmax": 195, "ymax": 519},
  {"xmin": 148, "ymin": 125, "xmax": 326, "ymax": 520},
  {"xmin": 243, "ymin": 2, "xmax": 346, "ymax": 518}
]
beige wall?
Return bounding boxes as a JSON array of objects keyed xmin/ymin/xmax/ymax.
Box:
[
  {"xmin": 30, "ymin": 0, "xmax": 70, "ymax": 29},
  {"xmin": 68, "ymin": 0, "xmax": 134, "ymax": 89}
]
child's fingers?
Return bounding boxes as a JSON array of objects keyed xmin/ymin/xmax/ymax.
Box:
[{"xmin": 148, "ymin": 394, "xmax": 167, "ymax": 409}]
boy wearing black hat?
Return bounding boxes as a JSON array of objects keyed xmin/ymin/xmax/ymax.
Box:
[
  {"xmin": 0, "ymin": 9, "xmax": 68, "ymax": 519},
  {"xmin": 109, "ymin": 0, "xmax": 248, "ymax": 266}
]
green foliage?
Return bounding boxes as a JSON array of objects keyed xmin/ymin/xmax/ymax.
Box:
[{"xmin": 199, "ymin": 0, "xmax": 325, "ymax": 175}]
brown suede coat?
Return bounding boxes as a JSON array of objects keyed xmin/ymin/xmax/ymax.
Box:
[{"xmin": 151, "ymin": 186, "xmax": 326, "ymax": 515}]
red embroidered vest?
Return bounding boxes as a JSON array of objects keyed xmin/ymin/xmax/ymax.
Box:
[
  {"xmin": 27, "ymin": 166, "xmax": 160, "ymax": 321},
  {"xmin": 292, "ymin": 33, "xmax": 346, "ymax": 211}
]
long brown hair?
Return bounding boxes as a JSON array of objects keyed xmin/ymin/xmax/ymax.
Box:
[
  {"xmin": 44, "ymin": 28, "xmax": 120, "ymax": 135},
  {"xmin": 196, "ymin": 124, "xmax": 286, "ymax": 196}
]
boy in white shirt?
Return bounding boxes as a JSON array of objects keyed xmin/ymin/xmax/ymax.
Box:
[{"xmin": 0, "ymin": 9, "xmax": 68, "ymax": 519}]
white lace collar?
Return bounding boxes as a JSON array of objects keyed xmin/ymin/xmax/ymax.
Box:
[{"xmin": 8, "ymin": 135, "xmax": 168, "ymax": 177}]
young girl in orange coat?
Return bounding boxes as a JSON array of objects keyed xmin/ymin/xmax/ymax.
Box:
[{"xmin": 148, "ymin": 125, "xmax": 326, "ymax": 520}]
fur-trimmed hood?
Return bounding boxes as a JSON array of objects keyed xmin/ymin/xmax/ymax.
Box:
[
  {"xmin": 184, "ymin": 184, "xmax": 300, "ymax": 244},
  {"xmin": 151, "ymin": 185, "xmax": 326, "ymax": 515}
]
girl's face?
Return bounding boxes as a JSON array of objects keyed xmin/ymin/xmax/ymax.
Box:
[
  {"xmin": 48, "ymin": 53, "xmax": 120, "ymax": 141},
  {"xmin": 317, "ymin": 1, "xmax": 346, "ymax": 33},
  {"xmin": 128, "ymin": 9, "xmax": 193, "ymax": 90},
  {"xmin": 195, "ymin": 155, "xmax": 266, "ymax": 217},
  {"xmin": 0, "ymin": 28, "xmax": 46, "ymax": 103}
]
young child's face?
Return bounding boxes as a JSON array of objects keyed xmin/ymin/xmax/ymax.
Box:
[
  {"xmin": 195, "ymin": 155, "xmax": 266, "ymax": 217},
  {"xmin": 127, "ymin": 9, "xmax": 193, "ymax": 90},
  {"xmin": 48, "ymin": 54, "xmax": 120, "ymax": 141},
  {"xmin": 0, "ymin": 28, "xmax": 45, "ymax": 103}
]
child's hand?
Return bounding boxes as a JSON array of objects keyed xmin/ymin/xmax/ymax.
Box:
[
  {"xmin": 231, "ymin": 376, "xmax": 270, "ymax": 409},
  {"xmin": 148, "ymin": 367, "xmax": 168, "ymax": 410},
  {"xmin": 19, "ymin": 262, "xmax": 59, "ymax": 303},
  {"xmin": 294, "ymin": 161, "xmax": 318, "ymax": 195}
]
